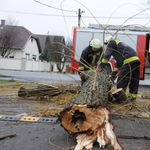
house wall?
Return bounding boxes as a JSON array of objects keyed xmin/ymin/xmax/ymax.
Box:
[
  {"xmin": 10, "ymin": 50, "xmax": 23, "ymax": 59},
  {"xmin": 0, "ymin": 57, "xmax": 22, "ymax": 70},
  {"xmin": 23, "ymin": 38, "xmax": 40, "ymax": 60},
  {"xmin": 0, "ymin": 56, "xmax": 67, "ymax": 72},
  {"xmin": 7, "ymin": 38, "xmax": 40, "ymax": 60}
]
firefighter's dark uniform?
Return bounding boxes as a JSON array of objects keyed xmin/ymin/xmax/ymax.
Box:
[
  {"xmin": 101, "ymin": 40, "xmax": 140, "ymax": 100},
  {"xmin": 78, "ymin": 45, "xmax": 103, "ymax": 84}
]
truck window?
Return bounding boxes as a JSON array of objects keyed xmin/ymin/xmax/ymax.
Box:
[
  {"xmin": 116, "ymin": 34, "xmax": 137, "ymax": 52},
  {"xmin": 75, "ymin": 31, "xmax": 92, "ymax": 61}
]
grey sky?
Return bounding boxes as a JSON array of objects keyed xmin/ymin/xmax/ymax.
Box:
[{"xmin": 0, "ymin": 0, "xmax": 150, "ymax": 39}]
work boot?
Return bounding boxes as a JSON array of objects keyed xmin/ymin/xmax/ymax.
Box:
[
  {"xmin": 128, "ymin": 96, "xmax": 136, "ymax": 102},
  {"xmin": 119, "ymin": 96, "xmax": 136, "ymax": 104}
]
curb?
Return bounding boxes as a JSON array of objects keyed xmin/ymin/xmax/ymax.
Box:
[{"xmin": 0, "ymin": 115, "xmax": 58, "ymax": 123}]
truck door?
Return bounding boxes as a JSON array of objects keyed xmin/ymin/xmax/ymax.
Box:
[
  {"xmin": 71, "ymin": 28, "xmax": 113, "ymax": 72},
  {"xmin": 145, "ymin": 34, "xmax": 150, "ymax": 66},
  {"xmin": 137, "ymin": 35, "xmax": 146, "ymax": 79},
  {"xmin": 71, "ymin": 28, "xmax": 93, "ymax": 72},
  {"xmin": 116, "ymin": 33, "xmax": 146, "ymax": 80}
]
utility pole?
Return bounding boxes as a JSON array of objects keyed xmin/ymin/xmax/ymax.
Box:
[
  {"xmin": 78, "ymin": 8, "xmax": 81, "ymax": 27},
  {"xmin": 78, "ymin": 8, "xmax": 85, "ymax": 27}
]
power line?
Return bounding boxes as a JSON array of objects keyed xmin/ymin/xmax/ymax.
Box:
[
  {"xmin": 60, "ymin": 0, "xmax": 70, "ymax": 38},
  {"xmin": 81, "ymin": 18, "xmax": 87, "ymax": 27},
  {"xmin": 83, "ymin": 16, "xmax": 150, "ymax": 19},
  {"xmin": 0, "ymin": 9, "xmax": 150, "ymax": 19},
  {"xmin": 34, "ymin": 0, "xmax": 76, "ymax": 12},
  {"xmin": 0, "ymin": 9, "xmax": 76, "ymax": 17}
]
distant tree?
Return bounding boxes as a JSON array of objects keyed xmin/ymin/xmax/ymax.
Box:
[
  {"xmin": 51, "ymin": 36, "xmax": 64, "ymax": 72},
  {"xmin": 39, "ymin": 35, "xmax": 72, "ymax": 73},
  {"xmin": 65, "ymin": 37, "xmax": 73, "ymax": 54},
  {"xmin": 51, "ymin": 36, "xmax": 72, "ymax": 73},
  {"xmin": 0, "ymin": 18, "xmax": 22, "ymax": 57},
  {"xmin": 39, "ymin": 35, "xmax": 53, "ymax": 61}
]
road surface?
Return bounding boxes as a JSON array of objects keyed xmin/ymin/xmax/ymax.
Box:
[
  {"xmin": 1, "ymin": 70, "xmax": 150, "ymax": 86},
  {"xmin": 0, "ymin": 70, "xmax": 81, "ymax": 85},
  {"xmin": 0, "ymin": 70, "xmax": 150, "ymax": 150}
]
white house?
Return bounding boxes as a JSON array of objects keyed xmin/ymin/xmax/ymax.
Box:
[
  {"xmin": 0, "ymin": 19, "xmax": 73, "ymax": 73},
  {"xmin": 0, "ymin": 20, "xmax": 42, "ymax": 60}
]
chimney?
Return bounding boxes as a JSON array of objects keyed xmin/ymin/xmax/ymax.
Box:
[{"xmin": 1, "ymin": 20, "xmax": 5, "ymax": 28}]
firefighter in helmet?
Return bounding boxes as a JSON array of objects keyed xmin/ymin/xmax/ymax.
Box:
[
  {"xmin": 101, "ymin": 35, "xmax": 140, "ymax": 102},
  {"xmin": 78, "ymin": 38, "xmax": 103, "ymax": 85}
]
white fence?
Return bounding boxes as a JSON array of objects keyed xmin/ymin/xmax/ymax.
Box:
[{"xmin": 0, "ymin": 56, "xmax": 66, "ymax": 72}]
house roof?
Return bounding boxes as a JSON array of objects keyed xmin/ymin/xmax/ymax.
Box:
[
  {"xmin": 0, "ymin": 20, "xmax": 66, "ymax": 55},
  {"xmin": 0, "ymin": 24, "xmax": 42, "ymax": 53},
  {"xmin": 34, "ymin": 34, "xmax": 65, "ymax": 53}
]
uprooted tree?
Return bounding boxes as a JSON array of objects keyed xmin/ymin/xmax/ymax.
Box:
[{"xmin": 59, "ymin": 69, "xmax": 123, "ymax": 150}]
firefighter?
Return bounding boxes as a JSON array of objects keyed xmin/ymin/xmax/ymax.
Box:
[
  {"xmin": 78, "ymin": 38, "xmax": 103, "ymax": 85},
  {"xmin": 101, "ymin": 35, "xmax": 140, "ymax": 102}
]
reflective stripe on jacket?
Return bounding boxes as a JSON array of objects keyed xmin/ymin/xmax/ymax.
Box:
[
  {"xmin": 123, "ymin": 56, "xmax": 139, "ymax": 65},
  {"xmin": 101, "ymin": 40, "xmax": 140, "ymax": 72},
  {"xmin": 78, "ymin": 45, "xmax": 103, "ymax": 73}
]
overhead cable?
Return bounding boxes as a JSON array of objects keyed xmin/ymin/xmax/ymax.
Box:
[
  {"xmin": 0, "ymin": 10, "xmax": 149, "ymax": 19},
  {"xmin": 34, "ymin": 0, "xmax": 76, "ymax": 12}
]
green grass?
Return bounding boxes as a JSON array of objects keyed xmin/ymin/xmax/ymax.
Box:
[
  {"xmin": 0, "ymin": 75, "xmax": 7, "ymax": 77},
  {"xmin": 0, "ymin": 74, "xmax": 18, "ymax": 84},
  {"xmin": 0, "ymin": 78, "xmax": 18, "ymax": 84},
  {"xmin": 0, "ymin": 79, "xmax": 12, "ymax": 84}
]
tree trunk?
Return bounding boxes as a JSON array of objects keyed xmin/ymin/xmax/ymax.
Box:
[
  {"xmin": 59, "ymin": 69, "xmax": 123, "ymax": 150},
  {"xmin": 112, "ymin": 88, "xmax": 127, "ymax": 103},
  {"xmin": 18, "ymin": 84, "xmax": 80, "ymax": 100},
  {"xmin": 18, "ymin": 85, "xmax": 60, "ymax": 98},
  {"xmin": 62, "ymin": 69, "xmax": 112, "ymax": 110}
]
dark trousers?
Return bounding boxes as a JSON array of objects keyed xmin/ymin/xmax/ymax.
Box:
[{"xmin": 117, "ymin": 62, "xmax": 140, "ymax": 94}]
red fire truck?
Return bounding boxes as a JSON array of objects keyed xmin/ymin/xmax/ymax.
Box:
[{"xmin": 71, "ymin": 24, "xmax": 150, "ymax": 80}]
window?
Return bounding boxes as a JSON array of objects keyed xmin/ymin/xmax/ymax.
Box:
[
  {"xmin": 25, "ymin": 53, "xmax": 30, "ymax": 59},
  {"xmin": 32, "ymin": 55, "xmax": 36, "ymax": 60},
  {"xmin": 51, "ymin": 65, "xmax": 53, "ymax": 71},
  {"xmin": 9, "ymin": 56, "xmax": 14, "ymax": 58}
]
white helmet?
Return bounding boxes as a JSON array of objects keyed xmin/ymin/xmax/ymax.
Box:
[
  {"xmin": 90, "ymin": 38, "xmax": 101, "ymax": 49},
  {"xmin": 104, "ymin": 35, "xmax": 113, "ymax": 44}
]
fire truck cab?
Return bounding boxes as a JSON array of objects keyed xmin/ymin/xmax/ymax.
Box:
[{"xmin": 71, "ymin": 24, "xmax": 150, "ymax": 80}]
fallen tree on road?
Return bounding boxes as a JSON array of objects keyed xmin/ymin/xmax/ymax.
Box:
[
  {"xmin": 18, "ymin": 84, "xmax": 80, "ymax": 100},
  {"xmin": 59, "ymin": 69, "xmax": 123, "ymax": 150}
]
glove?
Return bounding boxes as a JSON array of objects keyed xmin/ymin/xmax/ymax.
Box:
[
  {"xmin": 111, "ymin": 71, "xmax": 117, "ymax": 76},
  {"xmin": 110, "ymin": 75, "xmax": 117, "ymax": 81},
  {"xmin": 79, "ymin": 72, "xmax": 87, "ymax": 82},
  {"xmin": 100, "ymin": 63, "xmax": 105, "ymax": 69},
  {"xmin": 111, "ymin": 71, "xmax": 117, "ymax": 82}
]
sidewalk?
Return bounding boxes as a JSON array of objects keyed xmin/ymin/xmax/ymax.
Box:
[
  {"xmin": 139, "ymin": 79, "xmax": 150, "ymax": 86},
  {"xmin": 1, "ymin": 77, "xmax": 150, "ymax": 86}
]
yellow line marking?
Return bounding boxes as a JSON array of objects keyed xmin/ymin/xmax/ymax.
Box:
[{"xmin": 19, "ymin": 117, "xmax": 40, "ymax": 122}]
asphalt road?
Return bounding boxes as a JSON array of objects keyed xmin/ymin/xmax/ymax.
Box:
[
  {"xmin": 0, "ymin": 117, "xmax": 150, "ymax": 150},
  {"xmin": 0, "ymin": 70, "xmax": 81, "ymax": 85},
  {"xmin": 0, "ymin": 70, "xmax": 150, "ymax": 150},
  {"xmin": 0, "ymin": 70, "xmax": 150, "ymax": 86}
]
